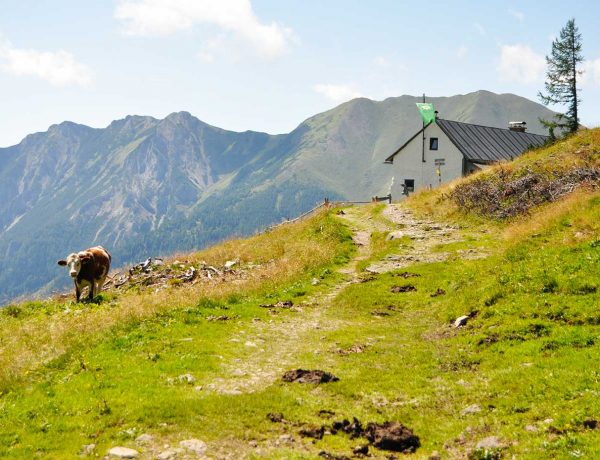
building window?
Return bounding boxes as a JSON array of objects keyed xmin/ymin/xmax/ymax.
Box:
[
  {"xmin": 429, "ymin": 137, "xmax": 439, "ymax": 150},
  {"xmin": 404, "ymin": 179, "xmax": 415, "ymax": 193}
]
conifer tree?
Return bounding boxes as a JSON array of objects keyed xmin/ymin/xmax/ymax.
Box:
[{"xmin": 538, "ymin": 18, "xmax": 583, "ymax": 134}]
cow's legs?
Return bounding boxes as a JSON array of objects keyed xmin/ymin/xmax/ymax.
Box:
[
  {"xmin": 99, "ymin": 275, "xmax": 108, "ymax": 294},
  {"xmin": 75, "ymin": 281, "xmax": 81, "ymax": 302}
]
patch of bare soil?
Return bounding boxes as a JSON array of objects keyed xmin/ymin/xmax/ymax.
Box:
[{"xmin": 282, "ymin": 369, "xmax": 339, "ymax": 384}]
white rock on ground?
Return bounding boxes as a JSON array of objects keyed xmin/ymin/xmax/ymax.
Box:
[
  {"xmin": 476, "ymin": 436, "xmax": 505, "ymax": 449},
  {"xmin": 177, "ymin": 374, "xmax": 196, "ymax": 384},
  {"xmin": 224, "ymin": 260, "xmax": 237, "ymax": 269},
  {"xmin": 461, "ymin": 404, "xmax": 482, "ymax": 415},
  {"xmin": 80, "ymin": 443, "xmax": 96, "ymax": 455},
  {"xmin": 108, "ymin": 446, "xmax": 139, "ymax": 458},
  {"xmin": 156, "ymin": 448, "xmax": 184, "ymax": 460},
  {"xmin": 135, "ymin": 433, "xmax": 153, "ymax": 444},
  {"xmin": 454, "ymin": 315, "xmax": 470, "ymax": 328},
  {"xmin": 179, "ymin": 439, "xmax": 207, "ymax": 454}
]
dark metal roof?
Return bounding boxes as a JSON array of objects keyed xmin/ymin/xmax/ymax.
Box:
[
  {"xmin": 436, "ymin": 119, "xmax": 549, "ymax": 164},
  {"xmin": 384, "ymin": 119, "xmax": 549, "ymax": 165}
]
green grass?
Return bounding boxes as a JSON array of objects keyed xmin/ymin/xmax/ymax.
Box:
[{"xmin": 2, "ymin": 189, "xmax": 600, "ymax": 458}]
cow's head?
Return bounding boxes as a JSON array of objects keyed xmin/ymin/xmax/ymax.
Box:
[{"xmin": 57, "ymin": 251, "xmax": 92, "ymax": 278}]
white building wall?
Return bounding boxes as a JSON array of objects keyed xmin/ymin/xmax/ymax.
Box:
[{"xmin": 389, "ymin": 123, "xmax": 465, "ymax": 199}]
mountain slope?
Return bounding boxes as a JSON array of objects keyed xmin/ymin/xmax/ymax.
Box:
[
  {"xmin": 1, "ymin": 127, "xmax": 600, "ymax": 458},
  {"xmin": 0, "ymin": 90, "xmax": 558, "ymax": 302}
]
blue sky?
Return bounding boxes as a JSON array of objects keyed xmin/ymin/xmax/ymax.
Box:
[{"xmin": 1, "ymin": 0, "xmax": 599, "ymax": 147}]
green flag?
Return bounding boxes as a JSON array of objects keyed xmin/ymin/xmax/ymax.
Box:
[{"xmin": 416, "ymin": 103, "xmax": 436, "ymax": 124}]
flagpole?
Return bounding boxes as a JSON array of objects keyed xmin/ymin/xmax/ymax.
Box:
[{"xmin": 421, "ymin": 93, "xmax": 426, "ymax": 163}]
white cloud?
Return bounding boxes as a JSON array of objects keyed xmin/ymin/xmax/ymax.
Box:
[
  {"xmin": 373, "ymin": 56, "xmax": 389, "ymax": 67},
  {"xmin": 497, "ymin": 44, "xmax": 545, "ymax": 84},
  {"xmin": 457, "ymin": 45, "xmax": 468, "ymax": 59},
  {"xmin": 474, "ymin": 22, "xmax": 486, "ymax": 36},
  {"xmin": 508, "ymin": 9, "xmax": 524, "ymax": 22},
  {"xmin": 314, "ymin": 83, "xmax": 363, "ymax": 103},
  {"xmin": 0, "ymin": 40, "xmax": 93, "ymax": 87},
  {"xmin": 581, "ymin": 59, "xmax": 600, "ymax": 86},
  {"xmin": 115, "ymin": 0, "xmax": 294, "ymax": 59}
]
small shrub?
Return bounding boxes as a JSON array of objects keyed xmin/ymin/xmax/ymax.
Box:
[
  {"xmin": 542, "ymin": 278, "xmax": 559, "ymax": 293},
  {"xmin": 3, "ymin": 305, "xmax": 22, "ymax": 318},
  {"xmin": 484, "ymin": 292, "xmax": 504, "ymax": 307}
]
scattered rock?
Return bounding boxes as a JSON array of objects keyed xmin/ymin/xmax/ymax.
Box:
[
  {"xmin": 206, "ymin": 315, "xmax": 231, "ymax": 321},
  {"xmin": 386, "ymin": 231, "xmax": 405, "ymax": 241},
  {"xmin": 312, "ymin": 278, "xmax": 320, "ymax": 285},
  {"xmin": 336, "ymin": 344, "xmax": 367, "ymax": 356},
  {"xmin": 475, "ymin": 436, "xmax": 505, "ymax": 450},
  {"xmin": 394, "ymin": 271, "xmax": 421, "ymax": 278},
  {"xmin": 390, "ymin": 284, "xmax": 417, "ymax": 293},
  {"xmin": 430, "ymin": 288, "xmax": 446, "ymax": 297},
  {"xmin": 134, "ymin": 433, "xmax": 153, "ymax": 445},
  {"xmin": 179, "ymin": 438, "xmax": 207, "ymax": 454},
  {"xmin": 282, "ymin": 369, "xmax": 339, "ymax": 384},
  {"xmin": 353, "ymin": 444, "xmax": 369, "ymax": 455},
  {"xmin": 371, "ymin": 310, "xmax": 390, "ymax": 317},
  {"xmin": 177, "ymin": 374, "xmax": 196, "ymax": 384},
  {"xmin": 336, "ymin": 210, "xmax": 346, "ymax": 215},
  {"xmin": 318, "ymin": 451, "xmax": 350, "ymax": 460},
  {"xmin": 80, "ymin": 443, "xmax": 96, "ymax": 455},
  {"xmin": 277, "ymin": 434, "xmax": 294, "ymax": 445},
  {"xmin": 454, "ymin": 315, "xmax": 470, "ymax": 328},
  {"xmin": 224, "ymin": 260, "xmax": 237, "ymax": 270},
  {"xmin": 108, "ymin": 446, "xmax": 139, "ymax": 458},
  {"xmin": 156, "ymin": 449, "xmax": 182, "ymax": 460},
  {"xmin": 364, "ymin": 421, "xmax": 420, "ymax": 453},
  {"xmin": 461, "ymin": 404, "xmax": 482, "ymax": 415},
  {"xmin": 525, "ymin": 425, "xmax": 538, "ymax": 432},
  {"xmin": 179, "ymin": 266, "xmax": 196, "ymax": 282},
  {"xmin": 429, "ymin": 450, "xmax": 441, "ymax": 460},
  {"xmin": 260, "ymin": 300, "xmax": 294, "ymax": 309},
  {"xmin": 119, "ymin": 428, "xmax": 137, "ymax": 438}
]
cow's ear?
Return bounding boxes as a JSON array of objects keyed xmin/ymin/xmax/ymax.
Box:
[
  {"xmin": 80, "ymin": 254, "xmax": 92, "ymax": 263},
  {"xmin": 58, "ymin": 260, "xmax": 67, "ymax": 266}
]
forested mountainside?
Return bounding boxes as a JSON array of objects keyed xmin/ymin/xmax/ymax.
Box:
[{"xmin": 0, "ymin": 90, "xmax": 557, "ymax": 302}]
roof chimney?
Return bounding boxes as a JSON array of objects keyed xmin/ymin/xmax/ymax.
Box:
[{"xmin": 509, "ymin": 121, "xmax": 527, "ymax": 132}]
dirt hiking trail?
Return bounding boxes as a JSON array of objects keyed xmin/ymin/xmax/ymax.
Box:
[{"xmin": 207, "ymin": 203, "xmax": 476, "ymax": 396}]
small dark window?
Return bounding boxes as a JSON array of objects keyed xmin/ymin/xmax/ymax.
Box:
[
  {"xmin": 429, "ymin": 137, "xmax": 438, "ymax": 150},
  {"xmin": 404, "ymin": 179, "xmax": 415, "ymax": 193}
]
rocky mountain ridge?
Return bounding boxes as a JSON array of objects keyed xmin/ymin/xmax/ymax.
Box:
[{"xmin": 0, "ymin": 90, "xmax": 557, "ymax": 302}]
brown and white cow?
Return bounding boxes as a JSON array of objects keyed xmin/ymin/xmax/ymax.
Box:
[{"xmin": 58, "ymin": 246, "xmax": 112, "ymax": 302}]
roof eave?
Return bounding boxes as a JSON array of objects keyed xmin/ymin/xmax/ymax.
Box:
[{"xmin": 384, "ymin": 121, "xmax": 434, "ymax": 164}]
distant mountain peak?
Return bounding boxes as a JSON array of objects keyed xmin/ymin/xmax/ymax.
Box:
[{"xmin": 0, "ymin": 90, "xmax": 557, "ymax": 303}]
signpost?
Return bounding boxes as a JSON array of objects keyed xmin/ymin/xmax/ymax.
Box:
[{"xmin": 434, "ymin": 159, "xmax": 445, "ymax": 186}]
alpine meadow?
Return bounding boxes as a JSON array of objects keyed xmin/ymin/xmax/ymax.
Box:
[{"xmin": 2, "ymin": 2, "xmax": 600, "ymax": 460}]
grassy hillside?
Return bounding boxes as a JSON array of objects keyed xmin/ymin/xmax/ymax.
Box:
[
  {"xmin": 1, "ymin": 130, "xmax": 600, "ymax": 459},
  {"xmin": 0, "ymin": 90, "xmax": 558, "ymax": 303}
]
